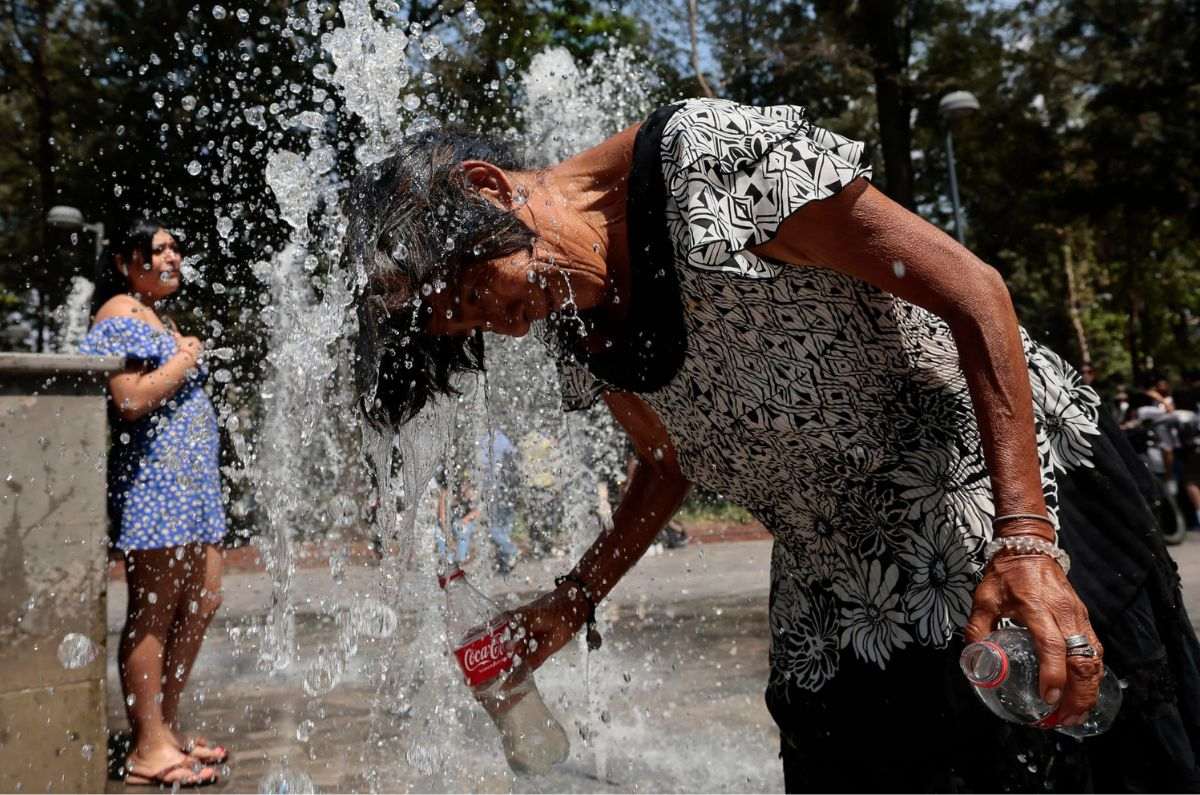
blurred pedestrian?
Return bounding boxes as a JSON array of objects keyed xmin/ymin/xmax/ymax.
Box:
[{"xmin": 475, "ymin": 429, "xmax": 520, "ymax": 574}]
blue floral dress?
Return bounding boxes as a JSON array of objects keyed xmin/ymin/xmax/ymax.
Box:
[{"xmin": 79, "ymin": 316, "xmax": 226, "ymax": 551}]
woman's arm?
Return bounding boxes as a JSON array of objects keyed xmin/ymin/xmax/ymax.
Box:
[
  {"xmin": 751, "ymin": 178, "xmax": 1103, "ymax": 725},
  {"xmin": 509, "ymin": 391, "xmax": 692, "ymax": 671},
  {"xmin": 106, "ymin": 331, "xmax": 203, "ymax": 422}
]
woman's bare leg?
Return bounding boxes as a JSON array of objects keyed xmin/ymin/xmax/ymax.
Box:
[
  {"xmin": 160, "ymin": 544, "xmax": 224, "ymax": 751},
  {"xmin": 120, "ymin": 547, "xmax": 213, "ymax": 778}
]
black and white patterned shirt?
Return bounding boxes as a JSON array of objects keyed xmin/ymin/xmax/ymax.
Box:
[{"xmin": 558, "ymin": 98, "xmax": 1103, "ymax": 693}]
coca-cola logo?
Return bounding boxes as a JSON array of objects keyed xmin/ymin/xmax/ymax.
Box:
[
  {"xmin": 462, "ymin": 634, "xmax": 506, "ymax": 671},
  {"xmin": 454, "ymin": 624, "xmax": 513, "ymax": 687}
]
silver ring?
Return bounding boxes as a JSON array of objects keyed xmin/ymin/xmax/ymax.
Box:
[
  {"xmin": 1064, "ymin": 634, "xmax": 1091, "ymax": 649},
  {"xmin": 1066, "ymin": 645, "xmax": 1098, "ymax": 658}
]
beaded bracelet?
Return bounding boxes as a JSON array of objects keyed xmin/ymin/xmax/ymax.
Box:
[{"xmin": 983, "ymin": 535, "xmax": 1072, "ymax": 575}]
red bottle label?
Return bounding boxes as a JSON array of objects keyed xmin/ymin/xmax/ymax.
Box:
[{"xmin": 453, "ymin": 623, "xmax": 513, "ymax": 687}]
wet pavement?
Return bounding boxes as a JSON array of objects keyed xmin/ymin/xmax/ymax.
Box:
[
  {"xmin": 104, "ymin": 531, "xmax": 1200, "ymax": 793},
  {"xmin": 105, "ymin": 538, "xmax": 781, "ymax": 793}
]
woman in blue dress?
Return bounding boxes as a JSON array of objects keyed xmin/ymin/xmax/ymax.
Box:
[{"xmin": 79, "ymin": 219, "xmax": 227, "ymax": 787}]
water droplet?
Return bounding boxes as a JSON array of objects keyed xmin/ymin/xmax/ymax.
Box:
[
  {"xmin": 470, "ymin": 16, "xmax": 485, "ymax": 33},
  {"xmin": 119, "ymin": 432, "xmax": 131, "ymax": 444},
  {"xmin": 148, "ymin": 591, "xmax": 158, "ymax": 604},
  {"xmin": 419, "ymin": 34, "xmax": 443, "ymax": 59},
  {"xmin": 444, "ymin": 309, "xmax": 453, "ymax": 319},
  {"xmin": 351, "ymin": 599, "xmax": 398, "ymax": 639},
  {"xmin": 80, "ymin": 743, "xmax": 94, "ymax": 760},
  {"xmin": 420, "ymin": 283, "xmax": 432, "ymax": 297},
  {"xmin": 302, "ymin": 646, "xmax": 343, "ymax": 697},
  {"xmin": 187, "ymin": 160, "xmax": 202, "ymax": 176},
  {"xmin": 57, "ymin": 634, "xmax": 98, "ymax": 669},
  {"xmin": 257, "ymin": 767, "xmax": 315, "ymax": 794},
  {"xmin": 216, "ymin": 216, "xmax": 234, "ymax": 239},
  {"xmin": 211, "ymin": 5, "xmax": 227, "ymax": 20},
  {"xmin": 214, "ymin": 369, "xmax": 234, "ymax": 384},
  {"xmin": 236, "ymin": 7, "xmax": 249, "ymax": 22},
  {"xmin": 181, "ymin": 95, "xmax": 197, "ymax": 112},
  {"xmin": 243, "ymin": 105, "xmax": 266, "ymax": 129},
  {"xmin": 892, "ymin": 260, "xmax": 906, "ymax": 278},
  {"xmin": 402, "ymin": 93, "xmax": 420, "ymax": 111},
  {"xmin": 296, "ymin": 719, "xmax": 315, "ymax": 742},
  {"xmin": 126, "ymin": 694, "xmax": 136, "ymax": 707},
  {"xmin": 152, "ymin": 92, "xmax": 165, "ymax": 109}
]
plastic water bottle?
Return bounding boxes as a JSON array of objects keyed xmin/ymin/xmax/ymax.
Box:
[
  {"xmin": 439, "ymin": 567, "xmax": 570, "ymax": 774},
  {"xmin": 960, "ymin": 626, "xmax": 1123, "ymax": 738}
]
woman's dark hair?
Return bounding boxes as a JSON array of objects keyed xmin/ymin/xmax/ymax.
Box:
[
  {"xmin": 91, "ymin": 217, "xmax": 174, "ymax": 315},
  {"xmin": 344, "ymin": 127, "xmax": 536, "ymax": 428}
]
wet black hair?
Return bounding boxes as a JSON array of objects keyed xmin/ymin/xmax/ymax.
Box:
[
  {"xmin": 90, "ymin": 217, "xmax": 175, "ymax": 315},
  {"xmin": 344, "ymin": 127, "xmax": 536, "ymax": 428}
]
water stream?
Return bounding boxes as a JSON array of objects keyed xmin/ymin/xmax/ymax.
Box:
[{"xmin": 249, "ymin": 5, "xmax": 660, "ymax": 791}]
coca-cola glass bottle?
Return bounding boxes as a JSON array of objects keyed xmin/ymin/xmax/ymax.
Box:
[
  {"xmin": 439, "ymin": 566, "xmax": 570, "ymax": 775},
  {"xmin": 960, "ymin": 626, "xmax": 1123, "ymax": 738}
]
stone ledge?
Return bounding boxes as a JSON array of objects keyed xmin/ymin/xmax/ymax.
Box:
[{"xmin": 0, "ymin": 352, "xmax": 124, "ymax": 375}]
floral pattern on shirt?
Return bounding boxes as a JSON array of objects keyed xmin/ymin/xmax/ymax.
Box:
[{"xmin": 558, "ymin": 99, "xmax": 1103, "ymax": 692}]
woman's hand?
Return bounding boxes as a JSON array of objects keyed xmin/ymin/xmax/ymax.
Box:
[
  {"xmin": 965, "ymin": 553, "xmax": 1105, "ymax": 727},
  {"xmin": 173, "ymin": 332, "xmax": 203, "ymax": 365},
  {"xmin": 502, "ymin": 584, "xmax": 589, "ymax": 674}
]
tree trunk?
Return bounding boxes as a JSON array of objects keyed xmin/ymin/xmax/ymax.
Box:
[
  {"xmin": 31, "ymin": 0, "xmax": 57, "ymax": 352},
  {"xmin": 687, "ymin": 0, "xmax": 716, "ymax": 98},
  {"xmin": 858, "ymin": 0, "xmax": 915, "ymax": 208},
  {"xmin": 872, "ymin": 66, "xmax": 915, "ymax": 208},
  {"xmin": 1060, "ymin": 232, "xmax": 1092, "ymax": 369}
]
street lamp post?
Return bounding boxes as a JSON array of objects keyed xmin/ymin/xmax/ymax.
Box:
[{"xmin": 938, "ymin": 90, "xmax": 980, "ymax": 245}]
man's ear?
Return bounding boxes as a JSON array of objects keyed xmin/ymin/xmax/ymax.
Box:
[{"xmin": 461, "ymin": 160, "xmax": 515, "ymax": 209}]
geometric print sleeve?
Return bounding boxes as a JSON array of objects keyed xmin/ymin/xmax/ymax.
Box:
[
  {"xmin": 78, "ymin": 316, "xmax": 164, "ymax": 365},
  {"xmin": 661, "ymin": 98, "xmax": 873, "ymax": 279},
  {"xmin": 556, "ymin": 354, "xmax": 606, "ymax": 413}
]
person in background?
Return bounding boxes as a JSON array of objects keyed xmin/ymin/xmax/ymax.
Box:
[
  {"xmin": 79, "ymin": 219, "xmax": 226, "ymax": 788},
  {"xmin": 451, "ymin": 475, "xmax": 482, "ymax": 565},
  {"xmin": 1173, "ymin": 371, "xmax": 1200, "ymax": 530},
  {"xmin": 474, "ymin": 429, "xmax": 521, "ymax": 575}
]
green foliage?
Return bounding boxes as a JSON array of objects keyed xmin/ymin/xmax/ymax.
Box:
[
  {"xmin": 0, "ymin": 0, "xmax": 1196, "ymax": 463},
  {"xmin": 706, "ymin": 0, "xmax": 1200, "ymax": 387}
]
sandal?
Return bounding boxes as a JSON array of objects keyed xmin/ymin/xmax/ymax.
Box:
[
  {"xmin": 125, "ymin": 757, "xmax": 219, "ymax": 787},
  {"xmin": 182, "ymin": 736, "xmax": 230, "ymax": 765}
]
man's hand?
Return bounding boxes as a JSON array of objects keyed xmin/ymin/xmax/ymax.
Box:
[{"xmin": 965, "ymin": 553, "xmax": 1105, "ymax": 727}]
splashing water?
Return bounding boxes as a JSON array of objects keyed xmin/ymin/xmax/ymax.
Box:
[
  {"xmin": 54, "ymin": 276, "xmax": 95, "ymax": 353},
  {"xmin": 56, "ymin": 632, "xmax": 99, "ymax": 669},
  {"xmin": 247, "ymin": 4, "xmax": 663, "ymax": 788}
]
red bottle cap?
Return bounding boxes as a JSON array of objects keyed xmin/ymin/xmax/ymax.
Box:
[{"xmin": 437, "ymin": 568, "xmax": 464, "ymax": 589}]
